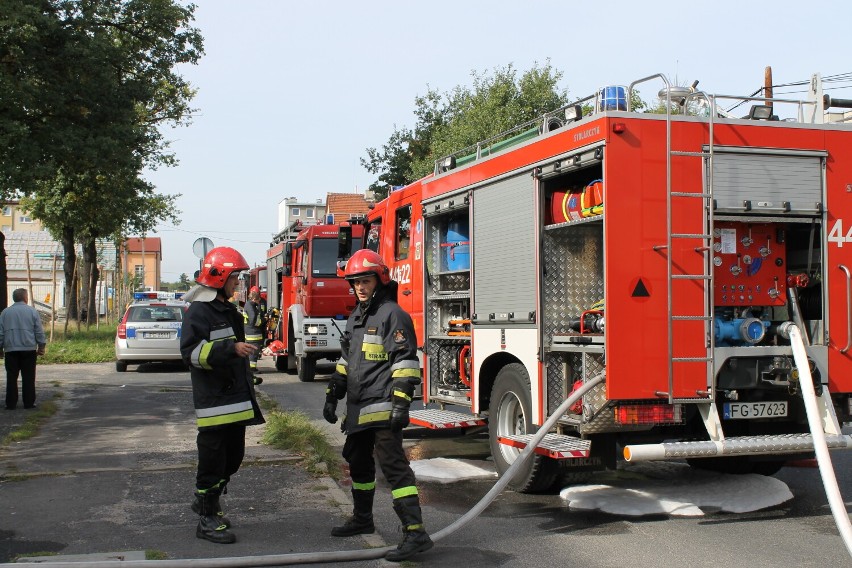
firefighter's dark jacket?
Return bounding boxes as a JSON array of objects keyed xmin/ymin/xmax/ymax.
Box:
[
  {"xmin": 181, "ymin": 297, "xmax": 265, "ymax": 430},
  {"xmin": 244, "ymin": 300, "xmax": 265, "ymax": 339},
  {"xmin": 335, "ymin": 283, "xmax": 421, "ymax": 434}
]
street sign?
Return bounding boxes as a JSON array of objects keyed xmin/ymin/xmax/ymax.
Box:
[{"xmin": 192, "ymin": 237, "xmax": 214, "ymax": 259}]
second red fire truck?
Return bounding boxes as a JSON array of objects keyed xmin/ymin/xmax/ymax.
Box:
[{"xmin": 266, "ymin": 221, "xmax": 364, "ymax": 381}]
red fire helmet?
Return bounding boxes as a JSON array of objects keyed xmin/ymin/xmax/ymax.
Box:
[
  {"xmin": 343, "ymin": 250, "xmax": 390, "ymax": 285},
  {"xmin": 196, "ymin": 247, "xmax": 249, "ymax": 289}
]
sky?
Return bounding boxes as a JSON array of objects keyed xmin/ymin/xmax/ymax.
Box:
[
  {"xmin": 410, "ymin": 457, "xmax": 794, "ymax": 516},
  {"xmin": 144, "ymin": 0, "xmax": 852, "ymax": 281}
]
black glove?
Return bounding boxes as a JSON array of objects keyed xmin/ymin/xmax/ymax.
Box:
[
  {"xmin": 390, "ymin": 404, "xmax": 410, "ymax": 432},
  {"xmin": 323, "ymin": 400, "xmax": 338, "ymax": 424},
  {"xmin": 327, "ymin": 372, "xmax": 347, "ymax": 400}
]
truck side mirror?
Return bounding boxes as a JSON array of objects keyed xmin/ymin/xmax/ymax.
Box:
[
  {"xmin": 338, "ymin": 226, "xmax": 352, "ymax": 260},
  {"xmin": 283, "ymin": 243, "xmax": 292, "ymax": 276},
  {"xmin": 284, "ymin": 242, "xmax": 292, "ymax": 264}
]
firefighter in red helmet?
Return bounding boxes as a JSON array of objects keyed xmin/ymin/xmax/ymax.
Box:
[
  {"xmin": 323, "ymin": 249, "xmax": 432, "ymax": 562},
  {"xmin": 243, "ymin": 285, "xmax": 266, "ymax": 378},
  {"xmin": 180, "ymin": 247, "xmax": 265, "ymax": 544}
]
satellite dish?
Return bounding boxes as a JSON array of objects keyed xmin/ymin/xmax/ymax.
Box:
[{"xmin": 192, "ymin": 237, "xmax": 214, "ymax": 259}]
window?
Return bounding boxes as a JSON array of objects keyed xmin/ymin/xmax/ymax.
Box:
[
  {"xmin": 19, "ymin": 215, "xmax": 32, "ymax": 224},
  {"xmin": 306, "ymin": 207, "xmax": 314, "ymax": 219},
  {"xmin": 311, "ymin": 238, "xmax": 340, "ymax": 276},
  {"xmin": 2, "ymin": 206, "xmax": 11, "ymax": 217},
  {"xmin": 134, "ymin": 265, "xmax": 145, "ymax": 281},
  {"xmin": 395, "ymin": 205, "xmax": 412, "ymax": 261},
  {"xmin": 292, "ymin": 207, "xmax": 300, "ymax": 217},
  {"xmin": 366, "ymin": 219, "xmax": 382, "ymax": 253}
]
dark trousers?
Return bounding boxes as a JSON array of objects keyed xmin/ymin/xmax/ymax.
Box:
[
  {"xmin": 247, "ymin": 339, "xmax": 262, "ymax": 371},
  {"xmin": 342, "ymin": 428, "xmax": 416, "ymax": 491},
  {"xmin": 5, "ymin": 350, "xmax": 37, "ymax": 409},
  {"xmin": 196, "ymin": 425, "xmax": 246, "ymax": 491}
]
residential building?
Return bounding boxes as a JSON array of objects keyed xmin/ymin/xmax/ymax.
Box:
[
  {"xmin": 0, "ymin": 201, "xmax": 45, "ymax": 233},
  {"xmin": 119, "ymin": 237, "xmax": 162, "ymax": 292},
  {"xmin": 3, "ymin": 231, "xmax": 118, "ymax": 313},
  {"xmin": 275, "ymin": 192, "xmax": 374, "ymax": 235},
  {"xmin": 277, "ymin": 197, "xmax": 326, "ymax": 233},
  {"xmin": 325, "ymin": 192, "xmax": 372, "ymax": 224}
]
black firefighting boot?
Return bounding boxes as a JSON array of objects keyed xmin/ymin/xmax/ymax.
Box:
[
  {"xmin": 385, "ymin": 495, "xmax": 433, "ymax": 562},
  {"xmin": 194, "ymin": 490, "xmax": 236, "ymax": 544},
  {"xmin": 191, "ymin": 489, "xmax": 231, "ymax": 529},
  {"xmin": 331, "ymin": 487, "xmax": 375, "ymax": 536}
]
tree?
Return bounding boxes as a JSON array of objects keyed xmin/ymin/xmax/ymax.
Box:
[
  {"xmin": 362, "ymin": 62, "xmax": 570, "ymax": 192},
  {"xmin": 1, "ymin": 0, "xmax": 202, "ymax": 317}
]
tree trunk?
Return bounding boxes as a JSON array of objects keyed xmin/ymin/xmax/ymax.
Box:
[
  {"xmin": 0, "ymin": 231, "xmax": 7, "ymax": 311},
  {"xmin": 61, "ymin": 226, "xmax": 77, "ymax": 320},
  {"xmin": 83, "ymin": 239, "xmax": 99, "ymax": 326}
]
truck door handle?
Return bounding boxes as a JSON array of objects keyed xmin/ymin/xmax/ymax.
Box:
[
  {"xmin": 839, "ymin": 264, "xmax": 852, "ymax": 354},
  {"xmin": 402, "ymin": 290, "xmax": 412, "ymax": 296}
]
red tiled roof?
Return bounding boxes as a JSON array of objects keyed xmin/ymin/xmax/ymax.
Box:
[
  {"xmin": 325, "ymin": 193, "xmax": 371, "ymax": 220},
  {"xmin": 123, "ymin": 237, "xmax": 162, "ymax": 254}
]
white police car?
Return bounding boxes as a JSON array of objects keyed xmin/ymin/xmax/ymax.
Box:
[{"xmin": 114, "ymin": 292, "xmax": 188, "ymax": 372}]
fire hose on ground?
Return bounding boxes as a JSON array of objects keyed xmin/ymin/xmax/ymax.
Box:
[
  {"xmin": 8, "ymin": 354, "xmax": 850, "ymax": 566},
  {"xmin": 789, "ymin": 326, "xmax": 852, "ymax": 558},
  {"xmin": 3, "ymin": 376, "xmax": 604, "ymax": 568}
]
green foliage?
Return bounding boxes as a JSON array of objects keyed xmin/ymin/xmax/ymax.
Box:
[
  {"xmin": 0, "ymin": 0, "xmax": 203, "ymax": 195},
  {"xmin": 362, "ymin": 62, "xmax": 569, "ymax": 192},
  {"xmin": 40, "ymin": 325, "xmax": 118, "ymax": 364},
  {"xmin": 1, "ymin": 1, "xmax": 202, "ymax": 322},
  {"xmin": 261, "ymin": 410, "xmax": 342, "ymax": 479}
]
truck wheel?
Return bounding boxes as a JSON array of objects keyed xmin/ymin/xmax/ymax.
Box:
[
  {"xmin": 274, "ymin": 355, "xmax": 289, "ymax": 372},
  {"xmin": 488, "ymin": 362, "xmax": 559, "ymax": 493},
  {"xmin": 297, "ymin": 356, "xmax": 316, "ymax": 382},
  {"xmin": 116, "ymin": 361, "xmax": 128, "ymax": 372}
]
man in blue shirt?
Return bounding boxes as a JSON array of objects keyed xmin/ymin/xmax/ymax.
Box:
[{"xmin": 0, "ymin": 289, "xmax": 46, "ymax": 410}]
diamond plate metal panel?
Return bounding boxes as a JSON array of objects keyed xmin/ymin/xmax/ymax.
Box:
[
  {"xmin": 409, "ymin": 409, "xmax": 484, "ymax": 429},
  {"xmin": 542, "ymin": 225, "xmax": 604, "ymax": 346}
]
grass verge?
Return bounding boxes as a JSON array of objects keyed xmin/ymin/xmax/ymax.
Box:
[
  {"xmin": 40, "ymin": 325, "xmax": 118, "ymax": 364},
  {"xmin": 2, "ymin": 395, "xmax": 61, "ymax": 446},
  {"xmin": 261, "ymin": 410, "xmax": 341, "ymax": 480}
]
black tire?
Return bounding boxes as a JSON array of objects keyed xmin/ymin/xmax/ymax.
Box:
[
  {"xmin": 274, "ymin": 354, "xmax": 289, "ymax": 372},
  {"xmin": 556, "ymin": 470, "xmax": 593, "ymax": 486},
  {"xmin": 488, "ymin": 362, "xmax": 560, "ymax": 493},
  {"xmin": 297, "ymin": 356, "xmax": 316, "ymax": 382},
  {"xmin": 116, "ymin": 361, "xmax": 128, "ymax": 372}
]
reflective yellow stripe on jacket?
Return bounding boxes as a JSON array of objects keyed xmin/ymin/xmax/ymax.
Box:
[
  {"xmin": 190, "ymin": 327, "xmax": 235, "ymax": 370},
  {"xmin": 196, "ymin": 400, "xmax": 255, "ymax": 427},
  {"xmin": 358, "ymin": 401, "xmax": 392, "ymax": 425},
  {"xmin": 361, "ymin": 333, "xmax": 387, "ymax": 361}
]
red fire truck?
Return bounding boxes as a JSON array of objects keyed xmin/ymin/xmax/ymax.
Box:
[
  {"xmin": 266, "ymin": 221, "xmax": 364, "ymax": 381},
  {"xmin": 235, "ymin": 265, "xmax": 267, "ymax": 307},
  {"xmin": 349, "ymin": 72, "xmax": 852, "ymax": 492}
]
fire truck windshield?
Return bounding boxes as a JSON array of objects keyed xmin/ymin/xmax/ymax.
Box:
[{"xmin": 311, "ymin": 238, "xmax": 346, "ymax": 276}]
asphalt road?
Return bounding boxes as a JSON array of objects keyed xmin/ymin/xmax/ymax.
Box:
[{"xmin": 1, "ymin": 358, "xmax": 852, "ymax": 567}]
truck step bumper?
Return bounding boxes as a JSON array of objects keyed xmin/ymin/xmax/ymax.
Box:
[
  {"xmin": 498, "ymin": 433, "xmax": 591, "ymax": 459},
  {"xmin": 624, "ymin": 433, "xmax": 852, "ymax": 462},
  {"xmin": 409, "ymin": 409, "xmax": 486, "ymax": 429}
]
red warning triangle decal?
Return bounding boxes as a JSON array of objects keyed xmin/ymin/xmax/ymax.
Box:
[{"xmin": 631, "ymin": 278, "xmax": 650, "ymax": 298}]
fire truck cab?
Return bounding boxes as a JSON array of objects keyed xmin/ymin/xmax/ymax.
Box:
[
  {"xmin": 267, "ymin": 222, "xmax": 364, "ymax": 381},
  {"xmin": 368, "ymin": 72, "xmax": 852, "ymax": 492}
]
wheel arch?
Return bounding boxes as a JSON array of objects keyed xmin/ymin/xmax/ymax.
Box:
[{"xmin": 478, "ymin": 351, "xmax": 523, "ymax": 412}]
